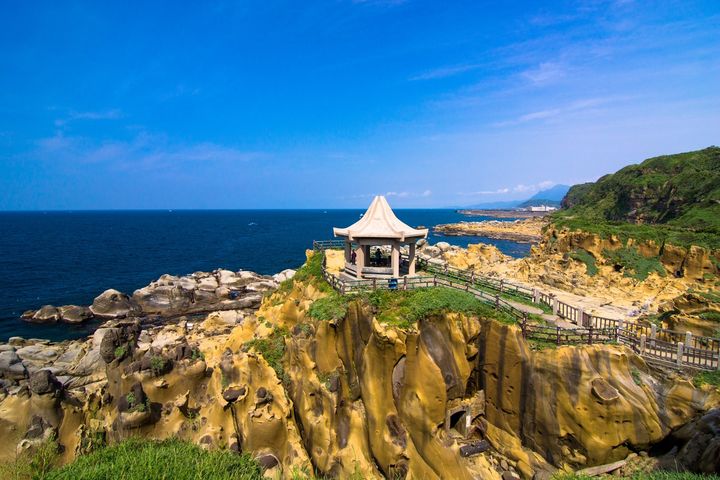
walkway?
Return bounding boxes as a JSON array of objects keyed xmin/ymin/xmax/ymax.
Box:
[{"xmin": 313, "ymin": 240, "xmax": 720, "ymax": 371}]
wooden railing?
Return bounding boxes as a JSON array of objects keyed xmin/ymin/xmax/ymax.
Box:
[
  {"xmin": 313, "ymin": 239, "xmax": 345, "ymax": 250},
  {"xmin": 313, "ymin": 241, "xmax": 720, "ymax": 370}
]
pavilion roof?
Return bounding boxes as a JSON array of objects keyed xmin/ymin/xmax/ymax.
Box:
[{"xmin": 333, "ymin": 196, "xmax": 428, "ymax": 242}]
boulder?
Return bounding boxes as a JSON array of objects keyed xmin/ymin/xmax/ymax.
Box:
[
  {"xmin": 0, "ymin": 350, "xmax": 27, "ymax": 380},
  {"xmin": 272, "ymin": 269, "xmax": 296, "ymax": 283},
  {"xmin": 90, "ymin": 289, "xmax": 137, "ymax": 319},
  {"xmin": 26, "ymin": 305, "xmax": 60, "ymax": 324},
  {"xmin": 222, "ymin": 385, "xmax": 247, "ymax": 403},
  {"xmin": 29, "ymin": 369, "xmax": 61, "ymax": 395},
  {"xmin": 436, "ymin": 241, "xmax": 452, "ymax": 252},
  {"xmin": 59, "ymin": 305, "xmax": 93, "ymax": 324}
]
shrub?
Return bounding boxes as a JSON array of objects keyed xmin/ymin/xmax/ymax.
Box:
[
  {"xmin": 308, "ymin": 294, "xmax": 348, "ymax": 321},
  {"xmin": 693, "ymin": 370, "xmax": 720, "ymax": 389},
  {"xmin": 0, "ymin": 435, "xmax": 59, "ymax": 479},
  {"xmin": 44, "ymin": 438, "xmax": 263, "ymax": 480},
  {"xmin": 568, "ymin": 249, "xmax": 598, "ymax": 276},
  {"xmin": 244, "ymin": 327, "xmax": 289, "ymax": 379},
  {"xmin": 114, "ymin": 345, "xmax": 127, "ymax": 360},
  {"xmin": 150, "ymin": 355, "xmax": 168, "ymax": 376},
  {"xmin": 602, "ymin": 246, "xmax": 666, "ymax": 281},
  {"xmin": 364, "ymin": 287, "xmax": 515, "ymax": 329}
]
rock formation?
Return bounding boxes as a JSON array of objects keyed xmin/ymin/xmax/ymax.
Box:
[{"xmin": 1, "ymin": 252, "xmax": 717, "ymax": 478}]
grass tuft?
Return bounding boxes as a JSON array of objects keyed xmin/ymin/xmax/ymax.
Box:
[{"xmin": 44, "ymin": 438, "xmax": 263, "ymax": 480}]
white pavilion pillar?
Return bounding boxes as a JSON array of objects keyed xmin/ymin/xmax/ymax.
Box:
[
  {"xmin": 355, "ymin": 244, "xmax": 364, "ymax": 279},
  {"xmin": 408, "ymin": 242, "xmax": 416, "ymax": 276},
  {"xmin": 391, "ymin": 241, "xmax": 400, "ymax": 278}
]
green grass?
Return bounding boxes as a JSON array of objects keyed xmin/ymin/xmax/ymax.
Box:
[
  {"xmin": 292, "ymin": 251, "xmax": 332, "ymax": 293},
  {"xmin": 693, "ymin": 370, "xmax": 720, "ymax": 389},
  {"xmin": 114, "ymin": 345, "xmax": 127, "ymax": 360},
  {"xmin": 698, "ymin": 311, "xmax": 720, "ymax": 322},
  {"xmin": 602, "ymin": 246, "xmax": 666, "ymax": 281},
  {"xmin": 307, "ymin": 293, "xmax": 349, "ymax": 322},
  {"xmin": 568, "ymin": 249, "xmax": 598, "ymax": 276},
  {"xmin": 363, "ymin": 287, "xmax": 516, "ymax": 329},
  {"xmin": 243, "ymin": 327, "xmax": 289, "ymax": 381},
  {"xmin": 46, "ymin": 438, "xmax": 263, "ymax": 480}
]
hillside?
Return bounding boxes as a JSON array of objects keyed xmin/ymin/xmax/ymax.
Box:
[
  {"xmin": 555, "ymin": 147, "xmax": 720, "ymax": 248},
  {"xmin": 518, "ymin": 184, "xmax": 570, "ymax": 208}
]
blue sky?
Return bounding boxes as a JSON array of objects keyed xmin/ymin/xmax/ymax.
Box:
[{"xmin": 1, "ymin": 0, "xmax": 718, "ymax": 209}]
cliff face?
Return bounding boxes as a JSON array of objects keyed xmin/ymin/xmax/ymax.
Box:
[{"xmin": 1, "ymin": 258, "xmax": 719, "ymax": 478}]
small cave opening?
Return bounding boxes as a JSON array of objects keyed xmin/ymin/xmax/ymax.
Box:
[
  {"xmin": 449, "ymin": 409, "xmax": 467, "ymax": 430},
  {"xmin": 613, "ymin": 264, "xmax": 623, "ymax": 273}
]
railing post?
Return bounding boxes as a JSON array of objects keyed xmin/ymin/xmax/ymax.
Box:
[
  {"xmin": 639, "ymin": 334, "xmax": 646, "ymax": 354},
  {"xmin": 532, "ymin": 288, "xmax": 538, "ymax": 304},
  {"xmin": 650, "ymin": 324, "xmax": 657, "ymax": 343},
  {"xmin": 578, "ymin": 307, "xmax": 585, "ymax": 326},
  {"xmin": 588, "ymin": 325, "xmax": 593, "ymax": 345},
  {"xmin": 676, "ymin": 342, "xmax": 684, "ymax": 366},
  {"xmin": 556, "ymin": 327, "xmax": 560, "ymax": 346},
  {"xmin": 685, "ymin": 331, "xmax": 692, "ymax": 347},
  {"xmin": 552, "ymin": 296, "xmax": 559, "ymax": 315},
  {"xmin": 495, "ymin": 294, "xmax": 500, "ymax": 310},
  {"xmin": 499, "ymin": 280, "xmax": 504, "ymax": 293},
  {"xmin": 372, "ymin": 278, "xmax": 376, "ymax": 290},
  {"xmin": 433, "ymin": 275, "xmax": 437, "ymax": 287}
]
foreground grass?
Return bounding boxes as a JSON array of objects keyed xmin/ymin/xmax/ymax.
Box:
[
  {"xmin": 1, "ymin": 438, "xmax": 263, "ymax": 480},
  {"xmin": 693, "ymin": 369, "xmax": 720, "ymax": 390}
]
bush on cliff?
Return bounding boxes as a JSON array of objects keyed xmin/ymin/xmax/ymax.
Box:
[
  {"xmin": 308, "ymin": 293, "xmax": 348, "ymax": 321},
  {"xmin": 366, "ymin": 287, "xmax": 515, "ymax": 328}
]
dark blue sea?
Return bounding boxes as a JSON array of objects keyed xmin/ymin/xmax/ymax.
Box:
[{"xmin": 0, "ymin": 210, "xmax": 529, "ymax": 342}]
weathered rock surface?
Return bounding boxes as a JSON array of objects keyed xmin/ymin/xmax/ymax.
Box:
[
  {"xmin": 1, "ymin": 260, "xmax": 718, "ymax": 479},
  {"xmin": 91, "ymin": 289, "xmax": 138, "ymax": 319}
]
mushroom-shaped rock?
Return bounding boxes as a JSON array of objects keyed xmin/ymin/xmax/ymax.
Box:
[
  {"xmin": 255, "ymin": 387, "xmax": 273, "ymax": 406},
  {"xmin": 29, "ymin": 369, "xmax": 62, "ymax": 395},
  {"xmin": 26, "ymin": 305, "xmax": 60, "ymax": 324},
  {"xmin": 59, "ymin": 305, "xmax": 93, "ymax": 324},
  {"xmin": 91, "ymin": 289, "xmax": 137, "ymax": 319}
]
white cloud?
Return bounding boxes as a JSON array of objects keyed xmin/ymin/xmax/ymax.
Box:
[
  {"xmin": 410, "ymin": 64, "xmax": 483, "ymax": 81},
  {"xmin": 493, "ymin": 96, "xmax": 622, "ymax": 127},
  {"xmin": 522, "ymin": 62, "xmax": 565, "ymax": 85},
  {"xmin": 34, "ymin": 132, "xmax": 264, "ymax": 172},
  {"xmin": 459, "ymin": 181, "xmax": 555, "ymax": 197}
]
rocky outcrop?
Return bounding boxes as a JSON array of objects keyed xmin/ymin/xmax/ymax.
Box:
[
  {"xmin": 22, "ymin": 305, "xmax": 94, "ymax": 324},
  {"xmin": 434, "ymin": 218, "xmax": 545, "ymax": 244},
  {"xmin": 91, "ymin": 289, "xmax": 138, "ymax": 319},
  {"xmin": 1, "ymin": 262, "xmax": 718, "ymax": 478}
]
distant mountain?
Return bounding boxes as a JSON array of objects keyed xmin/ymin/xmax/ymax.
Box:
[
  {"xmin": 517, "ymin": 184, "xmax": 570, "ymax": 208},
  {"xmin": 465, "ymin": 184, "xmax": 570, "ymax": 210}
]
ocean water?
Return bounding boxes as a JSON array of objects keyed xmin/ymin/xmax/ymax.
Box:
[{"xmin": 0, "ymin": 210, "xmax": 530, "ymax": 342}]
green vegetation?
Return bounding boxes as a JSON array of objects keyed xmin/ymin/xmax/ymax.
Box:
[
  {"xmin": 558, "ymin": 146, "xmax": 720, "ymax": 237},
  {"xmin": 114, "ymin": 345, "xmax": 127, "ymax": 360},
  {"xmin": 693, "ymin": 370, "xmax": 720, "ymax": 390},
  {"xmin": 191, "ymin": 348, "xmax": 205, "ymax": 362},
  {"xmin": 0, "ymin": 435, "xmax": 59, "ymax": 480},
  {"xmin": 244, "ymin": 327, "xmax": 289, "ymax": 380},
  {"xmin": 568, "ymin": 249, "xmax": 598, "ymax": 276},
  {"xmin": 125, "ymin": 392, "xmax": 148, "ymax": 413},
  {"xmin": 150, "ymin": 355, "xmax": 169, "ymax": 376},
  {"xmin": 602, "ymin": 246, "xmax": 666, "ymax": 281},
  {"xmin": 307, "ymin": 293, "xmax": 349, "ymax": 322},
  {"xmin": 26, "ymin": 438, "xmax": 263, "ymax": 480},
  {"xmin": 292, "ymin": 251, "xmax": 332, "ymax": 292},
  {"xmin": 364, "ymin": 287, "xmax": 516, "ymax": 329},
  {"xmin": 631, "ymin": 367, "xmax": 643, "ymax": 386}
]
